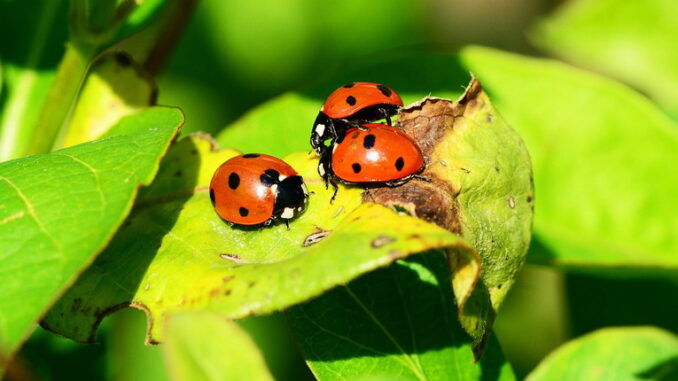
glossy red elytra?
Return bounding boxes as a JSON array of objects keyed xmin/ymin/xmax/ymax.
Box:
[
  {"xmin": 310, "ymin": 82, "xmax": 403, "ymax": 154},
  {"xmin": 210, "ymin": 153, "xmax": 308, "ymax": 227},
  {"xmin": 318, "ymin": 123, "xmax": 425, "ymax": 199}
]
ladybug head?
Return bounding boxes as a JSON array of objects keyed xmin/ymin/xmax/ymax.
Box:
[
  {"xmin": 310, "ymin": 112, "xmax": 334, "ymax": 154},
  {"xmin": 273, "ymin": 175, "xmax": 308, "ymax": 221}
]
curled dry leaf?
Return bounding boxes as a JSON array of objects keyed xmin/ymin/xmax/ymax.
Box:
[{"xmin": 366, "ymin": 78, "xmax": 534, "ymax": 356}]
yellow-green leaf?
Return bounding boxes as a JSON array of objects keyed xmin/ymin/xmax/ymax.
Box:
[{"xmin": 42, "ymin": 134, "xmax": 470, "ymax": 344}]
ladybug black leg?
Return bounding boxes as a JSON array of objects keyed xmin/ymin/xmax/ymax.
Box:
[
  {"xmin": 385, "ymin": 114, "xmax": 392, "ymax": 126},
  {"xmin": 329, "ymin": 181, "xmax": 339, "ymax": 204},
  {"xmin": 285, "ymin": 219, "xmax": 290, "ymax": 230}
]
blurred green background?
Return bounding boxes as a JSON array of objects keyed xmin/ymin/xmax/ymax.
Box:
[{"xmin": 6, "ymin": 0, "xmax": 677, "ymax": 380}]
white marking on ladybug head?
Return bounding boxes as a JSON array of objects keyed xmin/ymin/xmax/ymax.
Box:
[
  {"xmin": 281, "ymin": 207, "xmax": 295, "ymax": 219},
  {"xmin": 278, "ymin": 174, "xmax": 287, "ymax": 181},
  {"xmin": 318, "ymin": 163, "xmax": 326, "ymax": 176},
  {"xmin": 315, "ymin": 124, "xmax": 326, "ymax": 137},
  {"xmin": 270, "ymin": 184, "xmax": 278, "ymax": 194},
  {"xmin": 301, "ymin": 183, "xmax": 308, "ymax": 195}
]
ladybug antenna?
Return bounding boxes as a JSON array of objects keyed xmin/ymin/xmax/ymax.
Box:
[{"xmin": 329, "ymin": 181, "xmax": 339, "ymax": 204}]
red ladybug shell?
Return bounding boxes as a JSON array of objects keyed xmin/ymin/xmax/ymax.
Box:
[
  {"xmin": 321, "ymin": 82, "xmax": 403, "ymax": 119},
  {"xmin": 331, "ymin": 124, "xmax": 424, "ymax": 183},
  {"xmin": 210, "ymin": 153, "xmax": 298, "ymax": 225}
]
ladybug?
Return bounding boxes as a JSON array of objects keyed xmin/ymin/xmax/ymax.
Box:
[
  {"xmin": 310, "ymin": 82, "xmax": 403, "ymax": 154},
  {"xmin": 210, "ymin": 153, "xmax": 309, "ymax": 227},
  {"xmin": 318, "ymin": 123, "xmax": 425, "ymax": 199}
]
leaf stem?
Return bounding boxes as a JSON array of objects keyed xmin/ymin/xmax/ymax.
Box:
[
  {"xmin": 0, "ymin": 0, "xmax": 64, "ymax": 161},
  {"xmin": 25, "ymin": 43, "xmax": 94, "ymax": 156}
]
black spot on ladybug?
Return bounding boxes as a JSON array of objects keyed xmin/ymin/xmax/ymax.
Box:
[
  {"xmin": 228, "ymin": 172, "xmax": 240, "ymax": 189},
  {"xmin": 346, "ymin": 95, "xmax": 356, "ymax": 106},
  {"xmin": 265, "ymin": 169, "xmax": 279, "ymax": 178},
  {"xmin": 259, "ymin": 169, "xmax": 280, "ymax": 187},
  {"xmin": 343, "ymin": 83, "xmax": 355, "ymax": 88},
  {"xmin": 395, "ymin": 157, "xmax": 405, "ymax": 171},
  {"xmin": 363, "ymin": 134, "xmax": 376, "ymax": 149},
  {"xmin": 243, "ymin": 153, "xmax": 260, "ymax": 158},
  {"xmin": 239, "ymin": 207, "xmax": 249, "ymax": 217},
  {"xmin": 209, "ymin": 188, "xmax": 216, "ymax": 206},
  {"xmin": 376, "ymin": 84, "xmax": 392, "ymax": 97},
  {"xmin": 352, "ymin": 163, "xmax": 362, "ymax": 174}
]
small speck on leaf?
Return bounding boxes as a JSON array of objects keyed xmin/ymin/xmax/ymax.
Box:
[
  {"xmin": 371, "ymin": 235, "xmax": 396, "ymax": 248},
  {"xmin": 303, "ymin": 230, "xmax": 332, "ymax": 247},
  {"xmin": 220, "ymin": 253, "xmax": 247, "ymax": 263}
]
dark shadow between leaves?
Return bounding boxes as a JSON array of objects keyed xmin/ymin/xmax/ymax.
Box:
[
  {"xmin": 0, "ymin": 2, "xmax": 70, "ymax": 71},
  {"xmin": 287, "ymin": 251, "xmax": 512, "ymax": 380},
  {"xmin": 567, "ymin": 274, "xmax": 678, "ymax": 337},
  {"xmin": 525, "ymin": 237, "xmax": 557, "ymax": 265}
]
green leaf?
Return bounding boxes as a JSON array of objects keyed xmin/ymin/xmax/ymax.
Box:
[
  {"xmin": 527, "ymin": 327, "xmax": 678, "ymax": 381},
  {"xmin": 62, "ymin": 52, "xmax": 156, "ymax": 148},
  {"xmin": 42, "ymin": 134, "xmax": 469, "ymax": 344},
  {"xmin": 163, "ymin": 312, "xmax": 274, "ymax": 381},
  {"xmin": 532, "ymin": 0, "xmax": 678, "ymax": 120},
  {"xmin": 0, "ymin": 107, "xmax": 182, "ymax": 368},
  {"xmin": 288, "ymin": 252, "xmax": 516, "ymax": 381},
  {"xmin": 0, "ymin": 0, "xmax": 69, "ymax": 160},
  {"xmin": 461, "ymin": 46, "xmax": 678, "ymax": 270}
]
